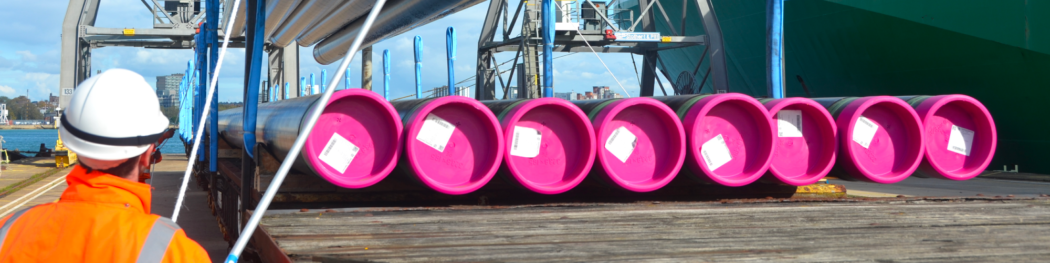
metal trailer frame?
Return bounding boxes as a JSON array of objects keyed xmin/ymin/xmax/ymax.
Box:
[
  {"xmin": 58, "ymin": 0, "xmax": 302, "ymax": 109},
  {"xmin": 473, "ymin": 0, "xmax": 730, "ymax": 99},
  {"xmin": 60, "ymin": 0, "xmax": 205, "ymax": 109}
]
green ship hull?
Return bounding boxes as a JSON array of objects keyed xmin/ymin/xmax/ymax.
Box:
[{"xmin": 621, "ymin": 0, "xmax": 1050, "ymax": 174}]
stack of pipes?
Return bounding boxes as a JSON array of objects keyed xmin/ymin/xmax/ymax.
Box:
[
  {"xmin": 211, "ymin": 0, "xmax": 996, "ymax": 196},
  {"xmin": 218, "ymin": 90, "xmax": 996, "ymax": 195}
]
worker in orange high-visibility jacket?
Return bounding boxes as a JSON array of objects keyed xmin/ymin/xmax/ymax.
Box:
[{"xmin": 0, "ymin": 69, "xmax": 211, "ymax": 262}]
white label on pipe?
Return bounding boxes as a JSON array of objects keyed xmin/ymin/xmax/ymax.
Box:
[
  {"xmin": 777, "ymin": 110, "xmax": 804, "ymax": 137},
  {"xmin": 605, "ymin": 126, "xmax": 637, "ymax": 163},
  {"xmin": 319, "ymin": 133, "xmax": 360, "ymax": 174},
  {"xmin": 852, "ymin": 116, "xmax": 879, "ymax": 149},
  {"xmin": 947, "ymin": 125, "xmax": 974, "ymax": 156},
  {"xmin": 510, "ymin": 126, "xmax": 542, "ymax": 158},
  {"xmin": 416, "ymin": 113, "xmax": 456, "ymax": 152},
  {"xmin": 701, "ymin": 134, "xmax": 733, "ymax": 171}
]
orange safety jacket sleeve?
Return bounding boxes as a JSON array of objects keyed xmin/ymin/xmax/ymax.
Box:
[
  {"xmin": 0, "ymin": 166, "xmax": 214, "ymax": 263},
  {"xmin": 0, "ymin": 207, "xmax": 213, "ymax": 263}
]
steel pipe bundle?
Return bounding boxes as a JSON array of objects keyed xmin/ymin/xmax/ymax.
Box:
[
  {"xmin": 658, "ymin": 94, "xmax": 776, "ymax": 187},
  {"xmin": 313, "ymin": 0, "xmax": 487, "ymax": 65},
  {"xmin": 484, "ymin": 98, "xmax": 596, "ymax": 195},
  {"xmin": 814, "ymin": 96, "xmax": 924, "ymax": 184},
  {"xmin": 210, "ymin": 92, "xmax": 994, "ymax": 196},
  {"xmin": 226, "ymin": 0, "xmax": 247, "ymax": 38},
  {"xmin": 264, "ymin": 0, "xmax": 301, "ymax": 38},
  {"xmin": 392, "ymin": 96, "xmax": 504, "ymax": 195},
  {"xmin": 218, "ymin": 89, "xmax": 403, "ymax": 189},
  {"xmin": 269, "ymin": 0, "xmax": 342, "ymax": 48},
  {"xmin": 297, "ymin": 0, "xmax": 376, "ymax": 47},
  {"xmin": 760, "ymin": 98, "xmax": 837, "ymax": 186},
  {"xmin": 574, "ymin": 98, "xmax": 686, "ymax": 192},
  {"xmin": 227, "ymin": 0, "xmax": 484, "ymax": 65},
  {"xmin": 900, "ymin": 95, "xmax": 996, "ymax": 180}
]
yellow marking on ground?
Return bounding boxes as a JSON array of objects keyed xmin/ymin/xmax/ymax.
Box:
[
  {"xmin": 795, "ymin": 184, "xmax": 845, "ymax": 194},
  {"xmin": 847, "ymin": 189, "xmax": 908, "ymax": 198},
  {"xmin": 794, "ymin": 184, "xmax": 846, "ymax": 198}
]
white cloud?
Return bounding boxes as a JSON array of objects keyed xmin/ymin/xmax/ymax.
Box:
[
  {"xmin": 16, "ymin": 50, "xmax": 36, "ymax": 61},
  {"xmin": 22, "ymin": 72, "xmax": 52, "ymax": 82},
  {"xmin": 20, "ymin": 72, "xmax": 59, "ymax": 98},
  {"xmin": 0, "ymin": 56, "xmax": 12, "ymax": 69},
  {"xmin": 392, "ymin": 36, "xmax": 414, "ymax": 53},
  {"xmin": 0, "ymin": 85, "xmax": 15, "ymax": 94}
]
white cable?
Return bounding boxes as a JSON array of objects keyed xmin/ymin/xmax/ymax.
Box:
[
  {"xmin": 172, "ymin": 0, "xmax": 241, "ymax": 222},
  {"xmin": 225, "ymin": 0, "xmax": 388, "ymax": 262},
  {"xmin": 575, "ymin": 29, "xmax": 632, "ymax": 98}
]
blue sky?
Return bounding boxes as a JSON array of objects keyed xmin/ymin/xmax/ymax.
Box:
[{"xmin": 0, "ymin": 0, "xmax": 672, "ymax": 102}]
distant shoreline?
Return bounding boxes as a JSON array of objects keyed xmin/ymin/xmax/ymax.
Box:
[
  {"xmin": 0, "ymin": 125, "xmax": 178, "ymax": 130},
  {"xmin": 0, "ymin": 125, "xmax": 57, "ymax": 130}
]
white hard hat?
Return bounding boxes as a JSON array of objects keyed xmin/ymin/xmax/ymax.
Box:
[{"xmin": 59, "ymin": 69, "xmax": 170, "ymax": 161}]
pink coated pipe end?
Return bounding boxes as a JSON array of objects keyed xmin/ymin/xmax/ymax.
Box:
[
  {"xmin": 500, "ymin": 98, "xmax": 596, "ymax": 195},
  {"xmin": 303, "ymin": 89, "xmax": 403, "ymax": 189},
  {"xmin": 836, "ymin": 96, "xmax": 924, "ymax": 184},
  {"xmin": 913, "ymin": 95, "xmax": 996, "ymax": 180},
  {"xmin": 592, "ymin": 97, "xmax": 686, "ymax": 192},
  {"xmin": 761, "ymin": 98, "xmax": 837, "ymax": 186},
  {"xmin": 403, "ymin": 96, "xmax": 504, "ymax": 195},
  {"xmin": 682, "ymin": 93, "xmax": 775, "ymax": 187}
]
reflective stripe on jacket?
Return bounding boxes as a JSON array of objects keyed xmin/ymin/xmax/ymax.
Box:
[{"xmin": 0, "ymin": 165, "xmax": 210, "ymax": 262}]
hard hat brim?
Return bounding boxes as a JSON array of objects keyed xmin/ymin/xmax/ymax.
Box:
[{"xmin": 59, "ymin": 113, "xmax": 169, "ymax": 161}]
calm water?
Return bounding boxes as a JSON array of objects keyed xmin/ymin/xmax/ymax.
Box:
[{"xmin": 0, "ymin": 129, "xmax": 186, "ymax": 154}]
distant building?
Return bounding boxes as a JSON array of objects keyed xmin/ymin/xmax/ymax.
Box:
[
  {"xmin": 576, "ymin": 93, "xmax": 584, "ymax": 100},
  {"xmin": 593, "ymin": 86, "xmax": 609, "ymax": 99},
  {"xmin": 12, "ymin": 120, "xmax": 47, "ymax": 125},
  {"xmin": 554, "ymin": 92, "xmax": 577, "ymax": 101},
  {"xmin": 434, "ymin": 86, "xmax": 471, "ymax": 97},
  {"xmin": 508, "ymin": 87, "xmax": 518, "ymax": 99},
  {"xmin": 612, "ymin": 93, "xmax": 623, "ymax": 98},
  {"xmin": 0, "ymin": 104, "xmax": 8, "ymax": 125},
  {"xmin": 456, "ymin": 86, "xmax": 471, "ymax": 97},
  {"xmin": 156, "ymin": 73, "xmax": 185, "ymax": 107},
  {"xmin": 585, "ymin": 92, "xmax": 596, "ymax": 100},
  {"xmin": 592, "ymin": 86, "xmax": 619, "ymax": 99},
  {"xmin": 259, "ymin": 82, "xmax": 268, "ymax": 103}
]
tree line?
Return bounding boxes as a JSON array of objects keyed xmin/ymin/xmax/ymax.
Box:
[
  {"xmin": 0, "ymin": 96, "xmax": 244, "ymax": 125},
  {"xmin": 0, "ymin": 96, "xmax": 52, "ymax": 121}
]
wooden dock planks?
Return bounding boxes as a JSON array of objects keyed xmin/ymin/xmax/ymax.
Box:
[{"xmin": 255, "ymin": 198, "xmax": 1050, "ymax": 262}]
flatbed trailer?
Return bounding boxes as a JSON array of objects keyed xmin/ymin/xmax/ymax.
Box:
[
  {"xmin": 247, "ymin": 197, "xmax": 1050, "ymax": 262},
  {"xmin": 201, "ymin": 156, "xmax": 1050, "ymax": 262}
]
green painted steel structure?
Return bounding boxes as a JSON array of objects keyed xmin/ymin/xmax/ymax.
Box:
[{"xmin": 620, "ymin": 0, "xmax": 1050, "ymax": 174}]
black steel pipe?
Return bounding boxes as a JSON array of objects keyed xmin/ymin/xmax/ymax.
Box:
[
  {"xmin": 312, "ymin": 0, "xmax": 487, "ymax": 65},
  {"xmin": 218, "ymin": 89, "xmax": 403, "ymax": 189},
  {"xmin": 296, "ymin": 0, "xmax": 375, "ymax": 47}
]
